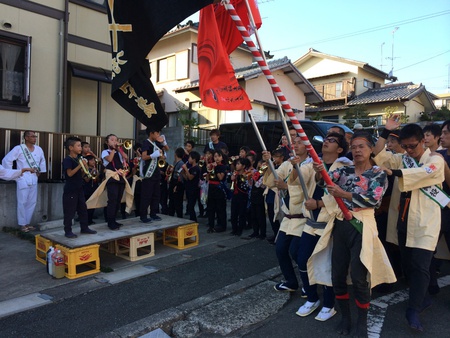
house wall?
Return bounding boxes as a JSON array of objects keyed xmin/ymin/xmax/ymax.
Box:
[
  {"xmin": 0, "ymin": 3, "xmax": 61, "ymax": 132},
  {"xmin": 245, "ymin": 70, "xmax": 306, "ymax": 120},
  {"xmin": 0, "ymin": 1, "xmax": 134, "ymax": 138}
]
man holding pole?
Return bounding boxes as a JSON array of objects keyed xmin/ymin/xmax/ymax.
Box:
[{"xmin": 262, "ymin": 136, "xmax": 312, "ymax": 293}]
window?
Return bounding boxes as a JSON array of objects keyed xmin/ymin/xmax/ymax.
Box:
[
  {"xmin": 364, "ymin": 79, "xmax": 373, "ymax": 89},
  {"xmin": 335, "ymin": 82, "xmax": 342, "ymax": 98},
  {"xmin": 155, "ymin": 50, "xmax": 189, "ymax": 83},
  {"xmin": 192, "ymin": 44, "xmax": 198, "ymax": 64},
  {"xmin": 0, "ymin": 32, "xmax": 31, "ymax": 110}
]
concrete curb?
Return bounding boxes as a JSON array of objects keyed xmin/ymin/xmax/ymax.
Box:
[{"xmin": 100, "ymin": 267, "xmax": 282, "ymax": 338}]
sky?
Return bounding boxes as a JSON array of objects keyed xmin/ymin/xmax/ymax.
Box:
[{"xmin": 182, "ymin": 0, "xmax": 450, "ymax": 94}]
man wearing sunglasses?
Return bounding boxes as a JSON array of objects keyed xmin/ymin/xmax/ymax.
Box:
[{"xmin": 373, "ymin": 117, "xmax": 447, "ymax": 332}]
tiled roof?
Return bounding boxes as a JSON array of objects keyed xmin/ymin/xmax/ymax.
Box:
[
  {"xmin": 306, "ymin": 104, "xmax": 348, "ymax": 113},
  {"xmin": 347, "ymin": 82, "xmax": 425, "ymax": 105}
]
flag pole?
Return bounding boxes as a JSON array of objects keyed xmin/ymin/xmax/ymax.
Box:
[
  {"xmin": 222, "ymin": 0, "xmax": 352, "ymax": 221},
  {"xmin": 243, "ymin": 0, "xmax": 315, "ymax": 220}
]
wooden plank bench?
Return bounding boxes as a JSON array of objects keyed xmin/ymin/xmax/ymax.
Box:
[{"xmin": 37, "ymin": 215, "xmax": 198, "ymax": 279}]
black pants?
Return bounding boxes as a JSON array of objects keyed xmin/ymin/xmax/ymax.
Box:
[
  {"xmin": 266, "ymin": 202, "xmax": 280, "ymax": 237},
  {"xmin": 231, "ymin": 193, "xmax": 248, "ymax": 234},
  {"xmin": 159, "ymin": 181, "xmax": 168, "ymax": 215},
  {"xmin": 168, "ymin": 183, "xmax": 184, "ymax": 218},
  {"xmin": 207, "ymin": 185, "xmax": 226, "ymax": 230},
  {"xmin": 63, "ymin": 189, "xmax": 89, "ymax": 234},
  {"xmin": 397, "ymin": 231, "xmax": 434, "ymax": 311},
  {"xmin": 140, "ymin": 178, "xmax": 160, "ymax": 219},
  {"xmin": 133, "ymin": 179, "xmax": 142, "ymax": 217},
  {"xmin": 106, "ymin": 179, "xmax": 125, "ymax": 226},
  {"xmin": 186, "ymin": 188, "xmax": 199, "ymax": 222},
  {"xmin": 251, "ymin": 202, "xmax": 266, "ymax": 237},
  {"xmin": 332, "ymin": 219, "xmax": 370, "ymax": 306}
]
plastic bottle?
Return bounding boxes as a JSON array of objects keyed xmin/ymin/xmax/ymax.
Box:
[
  {"xmin": 53, "ymin": 250, "xmax": 65, "ymax": 279},
  {"xmin": 46, "ymin": 246, "xmax": 55, "ymax": 276}
]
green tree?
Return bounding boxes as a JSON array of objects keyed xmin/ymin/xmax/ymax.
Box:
[
  {"xmin": 343, "ymin": 104, "xmax": 370, "ymax": 128},
  {"xmin": 383, "ymin": 105, "xmax": 409, "ymax": 123},
  {"xmin": 419, "ymin": 106, "xmax": 450, "ymax": 121},
  {"xmin": 311, "ymin": 112, "xmax": 322, "ymax": 121},
  {"xmin": 176, "ymin": 103, "xmax": 199, "ymax": 143}
]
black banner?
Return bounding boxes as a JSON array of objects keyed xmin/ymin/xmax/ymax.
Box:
[{"xmin": 107, "ymin": 0, "xmax": 215, "ymax": 131}]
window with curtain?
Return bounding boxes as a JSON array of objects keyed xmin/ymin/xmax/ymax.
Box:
[{"xmin": 0, "ymin": 33, "xmax": 31, "ymax": 108}]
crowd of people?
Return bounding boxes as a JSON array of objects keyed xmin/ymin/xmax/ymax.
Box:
[{"xmin": 1, "ymin": 118, "xmax": 450, "ymax": 336}]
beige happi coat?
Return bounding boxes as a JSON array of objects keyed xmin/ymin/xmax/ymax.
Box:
[
  {"xmin": 307, "ymin": 193, "xmax": 397, "ymax": 288},
  {"xmin": 86, "ymin": 169, "xmax": 134, "ymax": 213},
  {"xmin": 374, "ymin": 148, "xmax": 445, "ymax": 251},
  {"xmin": 290, "ymin": 158, "xmax": 349, "ymax": 237},
  {"xmin": 264, "ymin": 160, "xmax": 312, "ymax": 236}
]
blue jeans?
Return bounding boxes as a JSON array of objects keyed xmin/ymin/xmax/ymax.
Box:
[
  {"xmin": 297, "ymin": 232, "xmax": 335, "ymax": 308},
  {"xmin": 275, "ymin": 230, "xmax": 301, "ymax": 289}
]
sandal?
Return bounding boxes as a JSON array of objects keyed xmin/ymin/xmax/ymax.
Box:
[
  {"xmin": 26, "ymin": 225, "xmax": 36, "ymax": 231},
  {"xmin": 20, "ymin": 226, "xmax": 29, "ymax": 233}
]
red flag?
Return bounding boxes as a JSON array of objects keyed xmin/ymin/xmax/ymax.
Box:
[
  {"xmin": 214, "ymin": 0, "xmax": 262, "ymax": 54},
  {"xmin": 198, "ymin": 5, "xmax": 252, "ymax": 110}
]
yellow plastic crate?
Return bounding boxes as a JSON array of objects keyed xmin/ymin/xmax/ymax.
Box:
[
  {"xmin": 163, "ymin": 223, "xmax": 199, "ymax": 250},
  {"xmin": 56, "ymin": 244, "xmax": 100, "ymax": 279},
  {"xmin": 115, "ymin": 232, "xmax": 155, "ymax": 261},
  {"xmin": 35, "ymin": 235, "xmax": 53, "ymax": 265}
]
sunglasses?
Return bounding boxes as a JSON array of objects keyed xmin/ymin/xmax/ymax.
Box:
[
  {"xmin": 400, "ymin": 143, "xmax": 420, "ymax": 150},
  {"xmin": 324, "ymin": 137, "xmax": 338, "ymax": 144}
]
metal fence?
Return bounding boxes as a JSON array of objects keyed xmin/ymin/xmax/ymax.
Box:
[
  {"xmin": 0, "ymin": 126, "xmax": 213, "ymax": 182},
  {"xmin": 0, "ymin": 128, "xmax": 116, "ymax": 182}
]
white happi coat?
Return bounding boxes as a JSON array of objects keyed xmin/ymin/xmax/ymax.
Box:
[{"xmin": 374, "ymin": 148, "xmax": 445, "ymax": 251}]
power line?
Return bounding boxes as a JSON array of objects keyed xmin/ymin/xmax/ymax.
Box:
[
  {"xmin": 395, "ymin": 50, "xmax": 450, "ymax": 72},
  {"xmin": 273, "ymin": 10, "xmax": 450, "ymax": 52}
]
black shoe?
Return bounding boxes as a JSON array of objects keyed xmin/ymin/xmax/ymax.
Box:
[
  {"xmin": 108, "ymin": 224, "xmax": 120, "ymax": 230},
  {"xmin": 214, "ymin": 227, "xmax": 226, "ymax": 233},
  {"xmin": 248, "ymin": 233, "xmax": 259, "ymax": 238},
  {"xmin": 406, "ymin": 308, "xmax": 423, "ymax": 332},
  {"xmin": 80, "ymin": 228, "xmax": 97, "ymax": 234},
  {"xmin": 140, "ymin": 218, "xmax": 152, "ymax": 223},
  {"xmin": 230, "ymin": 231, "xmax": 237, "ymax": 236},
  {"xmin": 150, "ymin": 215, "xmax": 162, "ymax": 221},
  {"xmin": 88, "ymin": 221, "xmax": 96, "ymax": 225},
  {"xmin": 258, "ymin": 235, "xmax": 266, "ymax": 240},
  {"xmin": 207, "ymin": 227, "xmax": 215, "ymax": 233},
  {"xmin": 65, "ymin": 232, "xmax": 78, "ymax": 238},
  {"xmin": 115, "ymin": 222, "xmax": 123, "ymax": 227}
]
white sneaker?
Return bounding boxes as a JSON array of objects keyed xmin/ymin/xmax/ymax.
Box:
[
  {"xmin": 296, "ymin": 300, "xmax": 320, "ymax": 317},
  {"xmin": 314, "ymin": 306, "xmax": 337, "ymax": 321}
]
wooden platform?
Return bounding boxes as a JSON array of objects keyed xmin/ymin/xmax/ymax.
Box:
[{"xmin": 40, "ymin": 215, "xmax": 195, "ymax": 249}]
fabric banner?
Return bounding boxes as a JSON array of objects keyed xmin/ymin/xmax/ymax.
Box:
[
  {"xmin": 214, "ymin": 0, "xmax": 262, "ymax": 54},
  {"xmin": 107, "ymin": 0, "xmax": 214, "ymax": 131},
  {"xmin": 198, "ymin": 4, "xmax": 252, "ymax": 110}
]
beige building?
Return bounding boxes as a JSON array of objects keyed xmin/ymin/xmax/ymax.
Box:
[
  {"xmin": 0, "ymin": 0, "xmax": 133, "ymax": 138},
  {"xmin": 294, "ymin": 48, "xmax": 436, "ymax": 124},
  {"xmin": 148, "ymin": 23, "xmax": 322, "ymax": 129}
]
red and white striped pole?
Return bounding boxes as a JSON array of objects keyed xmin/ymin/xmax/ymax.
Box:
[{"xmin": 223, "ymin": 0, "xmax": 352, "ymax": 220}]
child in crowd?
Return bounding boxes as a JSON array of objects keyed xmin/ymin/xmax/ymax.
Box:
[
  {"xmin": 102, "ymin": 134, "xmax": 129, "ymax": 229},
  {"xmin": 249, "ymin": 159, "xmax": 267, "ymax": 239},
  {"xmin": 168, "ymin": 147, "xmax": 186, "ymax": 218},
  {"xmin": 182, "ymin": 151, "xmax": 201, "ymax": 222},
  {"xmin": 139, "ymin": 127, "xmax": 164, "ymax": 223},
  {"xmin": 82, "ymin": 154, "xmax": 100, "ymax": 225},
  {"xmin": 230, "ymin": 157, "xmax": 251, "ymax": 236},
  {"xmin": 206, "ymin": 150, "xmax": 228, "ymax": 233},
  {"xmin": 62, "ymin": 136, "xmax": 97, "ymax": 238},
  {"xmin": 265, "ymin": 148, "xmax": 284, "ymax": 243}
]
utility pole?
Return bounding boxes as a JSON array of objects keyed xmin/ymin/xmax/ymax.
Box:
[{"xmin": 387, "ymin": 27, "xmax": 399, "ymax": 77}]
